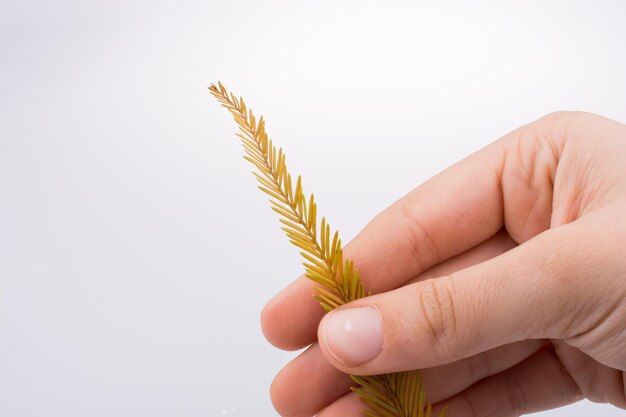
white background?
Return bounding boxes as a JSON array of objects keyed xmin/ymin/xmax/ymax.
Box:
[{"xmin": 1, "ymin": 1, "xmax": 625, "ymax": 416}]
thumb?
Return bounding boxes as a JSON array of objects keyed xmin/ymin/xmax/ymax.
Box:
[{"xmin": 317, "ymin": 220, "xmax": 615, "ymax": 375}]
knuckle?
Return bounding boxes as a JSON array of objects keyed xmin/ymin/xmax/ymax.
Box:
[
  {"xmin": 464, "ymin": 349, "xmax": 491, "ymax": 383},
  {"xmin": 536, "ymin": 110, "xmax": 598, "ymax": 130},
  {"xmin": 453, "ymin": 392, "xmax": 479, "ymax": 417},
  {"xmin": 393, "ymin": 199, "xmax": 441, "ymax": 271},
  {"xmin": 501, "ymin": 368, "xmax": 527, "ymax": 415},
  {"xmin": 414, "ymin": 278, "xmax": 463, "ymax": 360},
  {"xmin": 538, "ymin": 110, "xmax": 575, "ymax": 123}
]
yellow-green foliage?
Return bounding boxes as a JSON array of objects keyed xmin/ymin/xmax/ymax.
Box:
[{"xmin": 209, "ymin": 82, "xmax": 447, "ymax": 417}]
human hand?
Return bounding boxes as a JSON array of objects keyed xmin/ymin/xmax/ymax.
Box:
[{"xmin": 261, "ymin": 111, "xmax": 626, "ymax": 417}]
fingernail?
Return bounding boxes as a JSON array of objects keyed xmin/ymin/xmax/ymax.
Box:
[{"xmin": 321, "ymin": 307, "xmax": 383, "ymax": 367}]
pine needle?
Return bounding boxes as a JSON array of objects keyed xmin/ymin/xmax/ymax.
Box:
[{"xmin": 209, "ymin": 82, "xmax": 448, "ymax": 417}]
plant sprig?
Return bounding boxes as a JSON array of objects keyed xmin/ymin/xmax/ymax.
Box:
[{"xmin": 209, "ymin": 82, "xmax": 447, "ymax": 417}]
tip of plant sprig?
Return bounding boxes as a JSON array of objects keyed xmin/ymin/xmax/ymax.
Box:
[{"xmin": 208, "ymin": 81, "xmax": 226, "ymax": 94}]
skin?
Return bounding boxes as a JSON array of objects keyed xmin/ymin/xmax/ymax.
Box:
[{"xmin": 260, "ymin": 111, "xmax": 626, "ymax": 417}]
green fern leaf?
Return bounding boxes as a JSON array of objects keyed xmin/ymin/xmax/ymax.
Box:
[{"xmin": 209, "ymin": 82, "xmax": 448, "ymax": 417}]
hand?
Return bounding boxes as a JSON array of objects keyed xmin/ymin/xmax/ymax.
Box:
[{"xmin": 261, "ymin": 111, "xmax": 626, "ymax": 417}]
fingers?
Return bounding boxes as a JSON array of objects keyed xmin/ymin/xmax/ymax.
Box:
[
  {"xmin": 420, "ymin": 340, "xmax": 545, "ymax": 404},
  {"xmin": 270, "ymin": 339, "xmax": 543, "ymax": 417},
  {"xmin": 431, "ymin": 344, "xmax": 582, "ymax": 417},
  {"xmin": 318, "ymin": 344, "xmax": 582, "ymax": 417},
  {"xmin": 553, "ymin": 340, "xmax": 626, "ymax": 409},
  {"xmin": 264, "ymin": 114, "xmax": 569, "ymax": 351},
  {"xmin": 316, "ymin": 391, "xmax": 362, "ymax": 417},
  {"xmin": 262, "ymin": 228, "xmax": 517, "ymax": 350},
  {"xmin": 318, "ymin": 219, "xmax": 615, "ymax": 375},
  {"xmin": 406, "ymin": 228, "xmax": 517, "ymax": 284},
  {"xmin": 260, "ymin": 277, "xmax": 325, "ymax": 351},
  {"xmin": 269, "ymin": 344, "xmax": 352, "ymax": 417}
]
